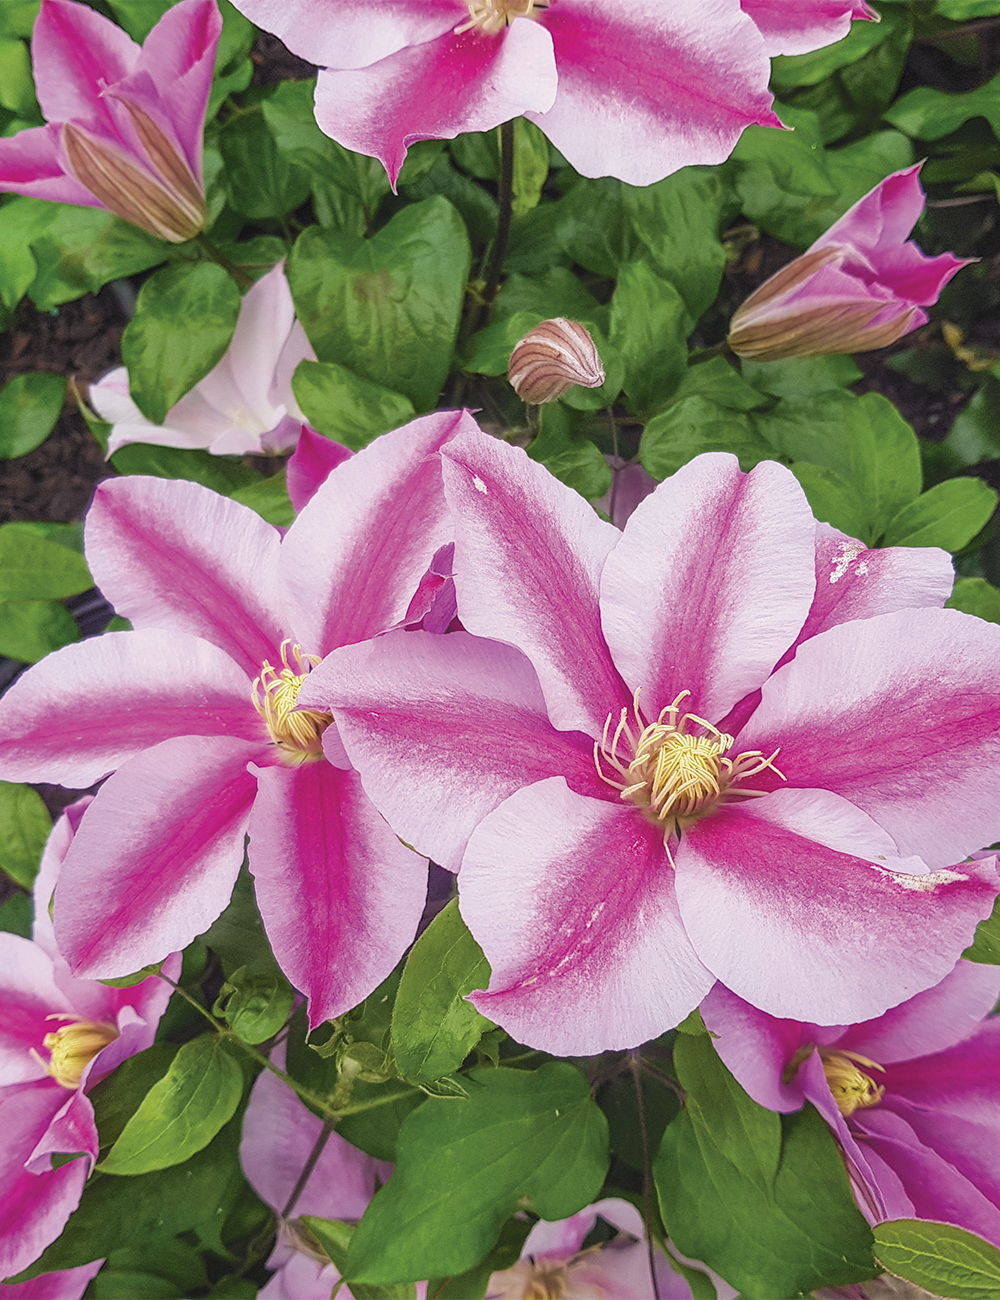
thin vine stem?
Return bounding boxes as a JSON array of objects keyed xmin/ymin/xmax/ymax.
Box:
[
  {"xmin": 475, "ymin": 117, "xmax": 516, "ymax": 333},
  {"xmin": 195, "ymin": 231, "xmax": 254, "ymax": 289},
  {"xmin": 281, "ymin": 1120, "xmax": 336, "ymax": 1219},
  {"xmin": 630, "ymin": 1050, "xmax": 662, "ymax": 1300}
]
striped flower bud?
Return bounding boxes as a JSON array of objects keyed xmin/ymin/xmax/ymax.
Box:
[{"xmin": 508, "ymin": 318, "xmax": 605, "ymax": 404}]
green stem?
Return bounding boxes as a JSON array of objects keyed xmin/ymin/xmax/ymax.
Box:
[
  {"xmin": 687, "ymin": 341, "xmax": 733, "ymax": 366},
  {"xmin": 475, "ymin": 118, "xmax": 516, "ymax": 334},
  {"xmin": 195, "ymin": 231, "xmax": 254, "ymax": 290},
  {"xmin": 281, "ymin": 1121, "xmax": 335, "ymax": 1219},
  {"xmin": 630, "ymin": 1051, "xmax": 661, "ymax": 1300}
]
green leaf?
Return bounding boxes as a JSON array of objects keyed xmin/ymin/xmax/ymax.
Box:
[
  {"xmin": 199, "ymin": 863, "xmax": 285, "ymax": 982},
  {"xmin": 0, "ymin": 196, "xmax": 57, "ymax": 316},
  {"xmin": 886, "ymin": 71, "xmax": 1000, "ymax": 143},
  {"xmin": 555, "ymin": 176, "xmax": 641, "ymax": 277},
  {"xmin": 0, "ymin": 37, "xmax": 37, "ymax": 124},
  {"xmin": 27, "ymin": 206, "xmax": 167, "ymax": 311},
  {"xmin": 99, "ymin": 962, "xmax": 164, "ymax": 990},
  {"xmin": 640, "ymin": 396, "xmax": 776, "ymax": 482},
  {"xmin": 0, "ymin": 890, "xmax": 31, "ymax": 937},
  {"xmin": 873, "ymin": 1220, "xmax": 1000, "ymax": 1300},
  {"xmin": 963, "ymin": 893, "xmax": 1000, "ymax": 964},
  {"xmin": 881, "ymin": 477, "xmax": 998, "ymax": 551},
  {"xmin": 100, "ymin": 1034, "xmax": 244, "ymax": 1175},
  {"xmin": 109, "ymin": 443, "xmax": 260, "ymax": 494},
  {"xmin": 511, "ymin": 118, "xmax": 550, "ymax": 218},
  {"xmin": 942, "ymin": 380, "xmax": 1000, "ymax": 468},
  {"xmin": 0, "ymin": 372, "xmax": 65, "ymax": 458},
  {"xmin": 948, "ymin": 577, "xmax": 1000, "ymax": 623},
  {"xmin": 789, "ymin": 462, "xmax": 871, "ymax": 542},
  {"xmin": 609, "ymin": 262, "xmax": 688, "ymax": 417},
  {"xmin": 214, "ymin": 965, "xmax": 294, "ymax": 1044},
  {"xmin": 771, "ymin": 9, "xmax": 908, "ymax": 89},
  {"xmin": 463, "ymin": 312, "xmax": 543, "ymax": 376},
  {"xmin": 0, "ymin": 524, "xmax": 91, "ymax": 598},
  {"xmin": 392, "ymin": 898, "xmax": 493, "ymax": 1086},
  {"xmin": 288, "ymin": 197, "xmax": 471, "ymax": 413},
  {"xmin": 0, "ymin": 780, "xmax": 50, "ymax": 889},
  {"xmin": 228, "ymin": 470, "xmax": 296, "ymax": 527},
  {"xmin": 673, "ymin": 357, "xmax": 771, "ymax": 413},
  {"xmin": 492, "ymin": 267, "xmax": 606, "ymax": 329},
  {"xmin": 220, "ymin": 109, "xmax": 312, "ymax": 220},
  {"xmin": 527, "ymin": 402, "xmax": 612, "ymax": 500},
  {"xmin": 0, "ymin": 598, "xmax": 79, "ymax": 662},
  {"xmin": 0, "ymin": 4, "xmax": 39, "ymax": 41},
  {"xmin": 741, "ymin": 354, "xmax": 862, "ymax": 399},
  {"xmin": 89, "ymin": 1044, "xmax": 180, "ymax": 1151},
  {"xmin": 344, "ymin": 1062, "xmax": 609, "ymax": 1284},
  {"xmin": 654, "ymin": 1034, "xmax": 874, "ymax": 1298},
  {"xmin": 292, "ymin": 360, "xmax": 416, "ymax": 450},
  {"xmin": 121, "ymin": 262, "xmax": 242, "ymax": 425},
  {"xmin": 303, "ymin": 1219, "xmax": 417, "ymax": 1299},
  {"xmin": 425, "ymin": 1215, "xmax": 534, "ymax": 1300}
]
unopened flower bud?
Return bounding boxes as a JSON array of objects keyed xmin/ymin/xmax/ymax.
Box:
[
  {"xmin": 62, "ymin": 101, "xmax": 207, "ymax": 244},
  {"xmin": 508, "ymin": 318, "xmax": 605, "ymax": 404}
]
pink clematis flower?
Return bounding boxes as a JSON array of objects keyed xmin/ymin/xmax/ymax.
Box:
[
  {"xmin": 0, "ymin": 0, "xmax": 220, "ymax": 243},
  {"xmin": 728, "ymin": 166, "xmax": 971, "ymax": 360},
  {"xmin": 1, "ymin": 1263, "xmax": 103, "ymax": 1300},
  {"xmin": 742, "ymin": 1, "xmax": 877, "ymax": 56},
  {"xmin": 240, "ymin": 1045, "xmax": 396, "ymax": 1300},
  {"xmin": 0, "ymin": 798, "xmax": 177, "ymax": 1283},
  {"xmin": 302, "ymin": 441, "xmax": 1000, "ymax": 1055},
  {"xmin": 0, "ymin": 412, "xmax": 473, "ymax": 1026},
  {"xmin": 90, "ymin": 262, "xmax": 317, "ymax": 457},
  {"xmin": 702, "ymin": 960, "xmax": 1000, "ymax": 1249},
  {"xmin": 228, "ymin": 0, "xmax": 799, "ymax": 186}
]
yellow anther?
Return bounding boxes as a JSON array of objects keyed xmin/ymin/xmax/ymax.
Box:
[
  {"xmin": 252, "ymin": 640, "xmax": 331, "ymax": 766},
  {"xmin": 820, "ymin": 1048, "xmax": 886, "ymax": 1118},
  {"xmin": 595, "ymin": 689, "xmax": 783, "ymax": 845},
  {"xmin": 456, "ymin": 0, "xmax": 546, "ymax": 36},
  {"xmin": 35, "ymin": 1016, "xmax": 118, "ymax": 1089}
]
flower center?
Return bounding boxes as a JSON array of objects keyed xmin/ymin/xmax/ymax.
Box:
[
  {"xmin": 595, "ymin": 690, "xmax": 783, "ymax": 844},
  {"xmin": 252, "ymin": 640, "xmax": 332, "ymax": 766},
  {"xmin": 456, "ymin": 0, "xmax": 547, "ymax": 36},
  {"xmin": 36, "ymin": 1015, "xmax": 118, "ymax": 1089},
  {"xmin": 820, "ymin": 1048, "xmax": 886, "ymax": 1118}
]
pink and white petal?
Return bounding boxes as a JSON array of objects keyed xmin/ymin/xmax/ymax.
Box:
[
  {"xmin": 241, "ymin": 1043, "xmax": 389, "ymax": 1219},
  {"xmin": 90, "ymin": 369, "xmax": 220, "ymax": 455},
  {"xmin": 442, "ymin": 429, "xmax": 629, "ymax": 738},
  {"xmin": 840, "ymin": 960, "xmax": 1000, "ymax": 1066},
  {"xmin": 27, "ymin": 1088, "xmax": 98, "ymax": 1175},
  {"xmin": 76, "ymin": 956, "xmax": 181, "ymax": 1083},
  {"xmin": 815, "ymin": 165, "xmax": 925, "ymax": 258},
  {"xmin": 463, "ymin": 779, "xmax": 714, "ymax": 1055},
  {"xmin": 271, "ymin": 322, "xmax": 316, "ymax": 420},
  {"xmin": 33, "ymin": 797, "xmax": 93, "ymax": 962},
  {"xmin": 314, "ymin": 20, "xmax": 557, "ymax": 185},
  {"xmin": 0, "ymin": 628, "xmax": 261, "ymax": 788},
  {"xmin": 0, "ymin": 935, "xmax": 67, "ymax": 1087},
  {"xmin": 736, "ymin": 606, "xmax": 1000, "ymax": 867},
  {"xmin": 300, "ymin": 631, "xmax": 605, "ymax": 872},
  {"xmin": 0, "ymin": 1082, "xmax": 87, "ymax": 1279},
  {"xmin": 870, "ymin": 242, "xmax": 971, "ymax": 307},
  {"xmin": 882, "ymin": 1020, "xmax": 1000, "ymax": 1126},
  {"xmin": 531, "ymin": 0, "xmax": 781, "ymax": 186},
  {"xmin": 53, "ymin": 736, "xmax": 259, "ymax": 979},
  {"xmin": 260, "ymin": 1254, "xmax": 341, "ymax": 1300},
  {"xmin": 85, "ymin": 477, "xmax": 286, "ymax": 677},
  {"xmin": 675, "ymin": 789, "xmax": 1000, "ymax": 1025},
  {"xmin": 248, "ymin": 762, "xmax": 427, "ymax": 1027},
  {"xmin": 0, "ymin": 125, "xmax": 104, "ymax": 207},
  {"xmin": 885, "ymin": 1093, "xmax": 1000, "ymax": 1218},
  {"xmin": 699, "ymin": 982, "xmax": 808, "ymax": 1113},
  {"xmin": 854, "ymin": 1105, "xmax": 1000, "ymax": 1249},
  {"xmin": 31, "ymin": 0, "xmax": 138, "ymax": 130},
  {"xmin": 1, "ymin": 1261, "xmax": 103, "ymax": 1300},
  {"xmin": 226, "ymin": 0, "xmax": 459, "ymax": 70},
  {"xmin": 287, "ymin": 427, "xmax": 353, "ymax": 514},
  {"xmin": 280, "ymin": 412, "xmax": 464, "ymax": 657},
  {"xmin": 601, "ymin": 455, "xmax": 816, "ymax": 725},
  {"xmin": 741, "ymin": 0, "xmax": 876, "ymax": 56}
]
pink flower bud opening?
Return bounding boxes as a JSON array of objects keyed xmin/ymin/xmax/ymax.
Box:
[{"xmin": 508, "ymin": 318, "xmax": 605, "ymax": 405}]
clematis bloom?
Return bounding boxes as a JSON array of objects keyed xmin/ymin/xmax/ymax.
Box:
[
  {"xmin": 0, "ymin": 412, "xmax": 474, "ymax": 1026},
  {"xmin": 0, "ymin": 0, "xmax": 220, "ymax": 243},
  {"xmin": 702, "ymin": 961, "xmax": 1000, "ymax": 1249},
  {"xmin": 742, "ymin": 1, "xmax": 877, "ymax": 56},
  {"xmin": 0, "ymin": 799, "xmax": 177, "ymax": 1282},
  {"xmin": 303, "ymin": 441, "xmax": 1000, "ymax": 1055},
  {"xmin": 728, "ymin": 166, "xmax": 971, "ymax": 360},
  {"xmin": 90, "ymin": 262, "xmax": 316, "ymax": 457}
]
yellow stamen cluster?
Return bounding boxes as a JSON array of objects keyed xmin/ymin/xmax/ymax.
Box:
[
  {"xmin": 36, "ymin": 1015, "xmax": 118, "ymax": 1090},
  {"xmin": 820, "ymin": 1048, "xmax": 886, "ymax": 1118},
  {"xmin": 252, "ymin": 641, "xmax": 332, "ymax": 765},
  {"xmin": 456, "ymin": 0, "xmax": 546, "ymax": 36},
  {"xmin": 595, "ymin": 689, "xmax": 783, "ymax": 845}
]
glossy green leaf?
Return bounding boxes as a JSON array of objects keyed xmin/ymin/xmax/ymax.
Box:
[
  {"xmin": 0, "ymin": 524, "xmax": 92, "ymax": 598},
  {"xmin": 887, "ymin": 72, "xmax": 1000, "ymax": 142},
  {"xmin": 100, "ymin": 1035, "xmax": 244, "ymax": 1175},
  {"xmin": 963, "ymin": 893, "xmax": 1000, "ymax": 964},
  {"xmin": 0, "ymin": 598, "xmax": 79, "ymax": 662},
  {"xmin": 214, "ymin": 965, "xmax": 294, "ymax": 1044},
  {"xmin": 303, "ymin": 1219, "xmax": 416, "ymax": 1299},
  {"xmin": 942, "ymin": 381, "xmax": 1000, "ymax": 468},
  {"xmin": 528, "ymin": 402, "xmax": 612, "ymax": 499},
  {"xmin": 121, "ymin": 262, "xmax": 241, "ymax": 425},
  {"xmin": 27, "ymin": 206, "xmax": 167, "ymax": 311},
  {"xmin": 344, "ymin": 1063, "xmax": 609, "ymax": 1284},
  {"xmin": 0, "ymin": 371, "xmax": 65, "ymax": 458},
  {"xmin": 0, "ymin": 780, "xmax": 50, "ymax": 889},
  {"xmin": 492, "ymin": 268, "xmax": 606, "ymax": 328},
  {"xmin": 641, "ymin": 396, "xmax": 776, "ymax": 482},
  {"xmin": 425, "ymin": 1215, "xmax": 534, "ymax": 1300},
  {"xmin": 771, "ymin": 9, "xmax": 907, "ymax": 89},
  {"xmin": 0, "ymin": 196, "xmax": 57, "ymax": 316},
  {"xmin": 654, "ymin": 1034, "xmax": 874, "ymax": 1298},
  {"xmin": 881, "ymin": 477, "xmax": 998, "ymax": 550},
  {"xmin": 511, "ymin": 118, "xmax": 550, "ymax": 218},
  {"xmin": 0, "ymin": 891, "xmax": 31, "ymax": 937},
  {"xmin": 109, "ymin": 442, "xmax": 260, "ymax": 494},
  {"xmin": 292, "ymin": 359, "xmax": 416, "ymax": 450},
  {"xmin": 228, "ymin": 470, "xmax": 296, "ymax": 527},
  {"xmin": 97, "ymin": 1239, "xmax": 208, "ymax": 1300},
  {"xmin": 948, "ymin": 576, "xmax": 1000, "ymax": 623},
  {"xmin": 0, "ymin": 37, "xmax": 37, "ymax": 122},
  {"xmin": 392, "ymin": 899, "xmax": 493, "ymax": 1086},
  {"xmin": 789, "ymin": 462, "xmax": 871, "ymax": 542},
  {"xmin": 0, "ymin": 4, "xmax": 39, "ymax": 40},
  {"xmin": 555, "ymin": 176, "xmax": 641, "ymax": 277},
  {"xmin": 288, "ymin": 197, "xmax": 471, "ymax": 413},
  {"xmin": 873, "ymin": 1220, "xmax": 1000, "ymax": 1300},
  {"xmin": 220, "ymin": 109, "xmax": 312, "ymax": 220},
  {"xmin": 609, "ymin": 262, "xmax": 688, "ymax": 417},
  {"xmin": 741, "ymin": 354, "xmax": 861, "ymax": 399},
  {"xmin": 463, "ymin": 312, "xmax": 543, "ymax": 376}
]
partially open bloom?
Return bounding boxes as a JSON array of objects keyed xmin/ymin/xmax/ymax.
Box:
[
  {"xmin": 0, "ymin": 412, "xmax": 472, "ymax": 1025},
  {"xmin": 702, "ymin": 961, "xmax": 1000, "ymax": 1249},
  {"xmin": 0, "ymin": 0, "xmax": 220, "ymax": 243},
  {"xmin": 728, "ymin": 166, "xmax": 970, "ymax": 360},
  {"xmin": 90, "ymin": 263, "xmax": 316, "ymax": 457},
  {"xmin": 304, "ymin": 442, "xmax": 1000, "ymax": 1054},
  {"xmin": 0, "ymin": 800, "xmax": 177, "ymax": 1281},
  {"xmin": 509, "ymin": 318, "xmax": 604, "ymax": 405}
]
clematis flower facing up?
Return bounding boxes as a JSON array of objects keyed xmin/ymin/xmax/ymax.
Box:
[
  {"xmin": 0, "ymin": 0, "xmax": 220, "ymax": 243},
  {"xmin": 0, "ymin": 798, "xmax": 177, "ymax": 1283},
  {"xmin": 727, "ymin": 165, "xmax": 971, "ymax": 360},
  {"xmin": 701, "ymin": 961, "xmax": 1000, "ymax": 1250},
  {"xmin": 0, "ymin": 411, "xmax": 474, "ymax": 1026},
  {"xmin": 89, "ymin": 262, "xmax": 317, "ymax": 457},
  {"xmin": 302, "ymin": 441, "xmax": 1000, "ymax": 1055}
]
